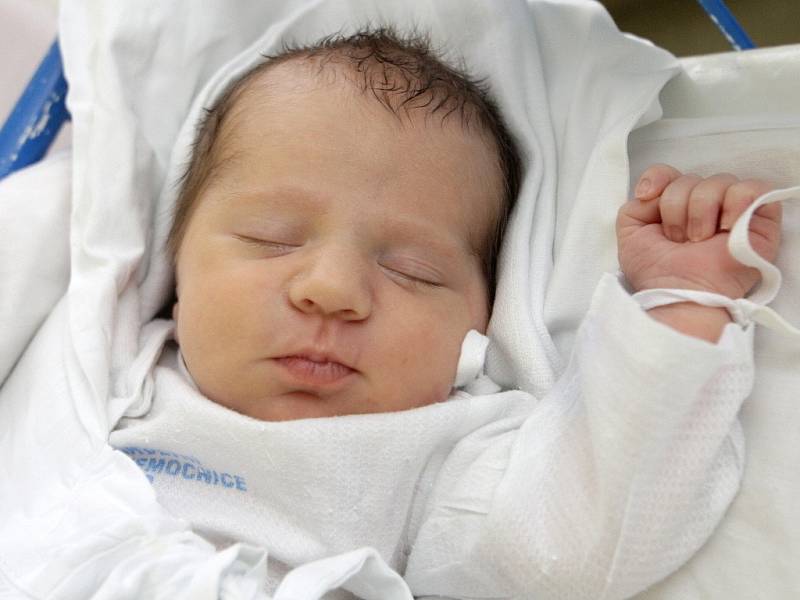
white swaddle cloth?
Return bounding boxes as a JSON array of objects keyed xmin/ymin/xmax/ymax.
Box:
[
  {"xmin": 108, "ymin": 342, "xmax": 533, "ymax": 595},
  {"xmin": 2, "ymin": 0, "xmax": 799, "ymax": 599}
]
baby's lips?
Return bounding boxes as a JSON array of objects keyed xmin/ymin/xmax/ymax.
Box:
[
  {"xmin": 275, "ymin": 356, "xmax": 355, "ymax": 385},
  {"xmin": 276, "ymin": 347, "xmax": 359, "ymax": 372}
]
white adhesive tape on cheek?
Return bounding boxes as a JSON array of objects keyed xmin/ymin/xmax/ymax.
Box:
[
  {"xmin": 728, "ymin": 185, "xmax": 800, "ymax": 306},
  {"xmin": 454, "ymin": 329, "xmax": 490, "ymax": 388}
]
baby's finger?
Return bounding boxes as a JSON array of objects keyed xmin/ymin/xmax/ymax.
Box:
[
  {"xmin": 660, "ymin": 174, "xmax": 702, "ymax": 242},
  {"xmin": 634, "ymin": 164, "xmax": 682, "ymax": 200},
  {"xmin": 687, "ymin": 173, "xmax": 737, "ymax": 241},
  {"xmin": 720, "ymin": 179, "xmax": 776, "ymax": 230}
]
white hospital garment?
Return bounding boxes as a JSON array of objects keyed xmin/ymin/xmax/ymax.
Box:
[
  {"xmin": 108, "ymin": 272, "xmax": 752, "ymax": 599},
  {"xmin": 109, "ymin": 343, "xmax": 533, "ymax": 596}
]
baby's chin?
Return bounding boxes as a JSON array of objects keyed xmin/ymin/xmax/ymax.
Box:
[{"xmin": 204, "ymin": 387, "xmax": 452, "ymax": 422}]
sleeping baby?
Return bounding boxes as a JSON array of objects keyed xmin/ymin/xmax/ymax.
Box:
[{"xmin": 110, "ymin": 29, "xmax": 782, "ymax": 598}]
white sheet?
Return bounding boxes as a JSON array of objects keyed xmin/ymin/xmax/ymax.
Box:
[
  {"xmin": 1, "ymin": 0, "xmax": 799, "ymax": 598},
  {"xmin": 0, "ymin": 150, "xmax": 70, "ymax": 384}
]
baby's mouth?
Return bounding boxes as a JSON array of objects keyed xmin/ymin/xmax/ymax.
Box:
[{"xmin": 274, "ymin": 355, "xmax": 356, "ymax": 386}]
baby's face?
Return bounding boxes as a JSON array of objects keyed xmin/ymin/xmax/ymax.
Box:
[{"xmin": 174, "ymin": 64, "xmax": 499, "ymax": 420}]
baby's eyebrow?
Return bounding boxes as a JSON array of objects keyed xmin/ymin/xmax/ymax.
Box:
[
  {"xmin": 224, "ymin": 184, "xmax": 321, "ymax": 207},
  {"xmin": 379, "ymin": 216, "xmax": 471, "ymax": 259}
]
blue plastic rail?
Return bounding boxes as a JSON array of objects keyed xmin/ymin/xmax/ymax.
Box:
[
  {"xmin": 696, "ymin": 0, "xmax": 756, "ymax": 51},
  {"xmin": 0, "ymin": 40, "xmax": 70, "ymax": 181}
]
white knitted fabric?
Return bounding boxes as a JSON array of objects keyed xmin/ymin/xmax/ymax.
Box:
[{"xmin": 110, "ymin": 343, "xmax": 532, "ymax": 595}]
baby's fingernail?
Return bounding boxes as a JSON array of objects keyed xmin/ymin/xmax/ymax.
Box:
[
  {"xmin": 668, "ymin": 225, "xmax": 685, "ymax": 242},
  {"xmin": 688, "ymin": 218, "xmax": 702, "ymax": 241},
  {"xmin": 635, "ymin": 178, "xmax": 652, "ymax": 199}
]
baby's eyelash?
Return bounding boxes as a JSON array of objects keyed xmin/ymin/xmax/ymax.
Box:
[
  {"xmin": 234, "ymin": 235, "xmax": 297, "ymax": 251},
  {"xmin": 383, "ymin": 266, "xmax": 442, "ymax": 288}
]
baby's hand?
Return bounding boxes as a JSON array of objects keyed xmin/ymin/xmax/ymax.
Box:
[{"xmin": 616, "ymin": 164, "xmax": 782, "ymax": 298}]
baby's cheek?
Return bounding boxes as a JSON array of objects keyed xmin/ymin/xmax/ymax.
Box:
[
  {"xmin": 419, "ymin": 322, "xmax": 464, "ymax": 385},
  {"xmin": 177, "ymin": 273, "xmax": 246, "ymax": 365},
  {"xmin": 412, "ymin": 381, "xmax": 454, "ymax": 409}
]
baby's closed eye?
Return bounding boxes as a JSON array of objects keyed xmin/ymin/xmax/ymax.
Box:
[
  {"xmin": 379, "ymin": 255, "xmax": 445, "ymax": 287},
  {"xmin": 233, "ymin": 234, "xmax": 300, "ymax": 256}
]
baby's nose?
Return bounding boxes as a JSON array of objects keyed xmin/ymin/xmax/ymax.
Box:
[{"xmin": 288, "ymin": 249, "xmax": 372, "ymax": 320}]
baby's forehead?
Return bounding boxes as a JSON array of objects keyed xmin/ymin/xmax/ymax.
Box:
[
  {"xmin": 225, "ymin": 52, "xmax": 490, "ymax": 139},
  {"xmin": 235, "ymin": 58, "xmax": 343, "ymax": 103},
  {"xmin": 218, "ymin": 60, "xmax": 375, "ymax": 154},
  {"xmin": 217, "ymin": 58, "xmax": 502, "ymax": 194},
  {"xmin": 219, "ymin": 60, "xmax": 499, "ymax": 223}
]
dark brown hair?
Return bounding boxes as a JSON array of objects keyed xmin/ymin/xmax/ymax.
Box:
[{"xmin": 168, "ymin": 27, "xmax": 521, "ymax": 303}]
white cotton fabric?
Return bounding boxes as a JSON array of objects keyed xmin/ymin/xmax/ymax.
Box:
[
  {"xmin": 453, "ymin": 329, "xmax": 496, "ymax": 392},
  {"xmin": 0, "ymin": 150, "xmax": 71, "ymax": 384},
  {"xmin": 1, "ymin": 1, "xmax": 799, "ymax": 599}
]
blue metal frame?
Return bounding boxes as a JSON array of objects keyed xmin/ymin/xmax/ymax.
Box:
[
  {"xmin": 696, "ymin": 0, "xmax": 756, "ymax": 51},
  {"xmin": 0, "ymin": 40, "xmax": 70, "ymax": 181}
]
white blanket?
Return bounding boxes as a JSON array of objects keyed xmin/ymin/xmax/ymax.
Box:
[{"xmin": 1, "ymin": 0, "xmax": 799, "ymax": 598}]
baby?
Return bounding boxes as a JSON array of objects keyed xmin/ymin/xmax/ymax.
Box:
[
  {"xmin": 111, "ymin": 29, "xmax": 781, "ymax": 597},
  {"xmin": 165, "ymin": 30, "xmax": 517, "ymax": 421}
]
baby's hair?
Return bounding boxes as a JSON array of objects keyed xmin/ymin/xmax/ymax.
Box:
[{"xmin": 168, "ymin": 27, "xmax": 521, "ymax": 303}]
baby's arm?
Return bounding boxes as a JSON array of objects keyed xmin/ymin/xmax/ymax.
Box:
[{"xmin": 617, "ymin": 163, "xmax": 782, "ymax": 341}]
